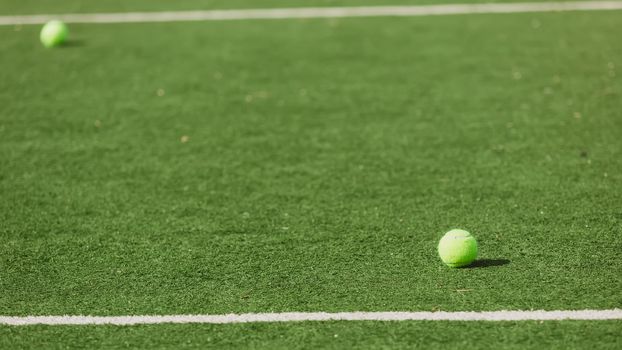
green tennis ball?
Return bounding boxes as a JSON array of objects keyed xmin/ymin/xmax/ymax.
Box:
[
  {"xmin": 40, "ymin": 20, "xmax": 69, "ymax": 48},
  {"xmin": 438, "ymin": 229, "xmax": 478, "ymax": 267}
]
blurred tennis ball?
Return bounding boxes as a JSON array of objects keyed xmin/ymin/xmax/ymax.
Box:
[{"xmin": 40, "ymin": 20, "xmax": 69, "ymax": 48}]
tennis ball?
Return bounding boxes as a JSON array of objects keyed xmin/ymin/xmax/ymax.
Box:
[
  {"xmin": 40, "ymin": 20, "xmax": 69, "ymax": 48},
  {"xmin": 438, "ymin": 229, "xmax": 478, "ymax": 267}
]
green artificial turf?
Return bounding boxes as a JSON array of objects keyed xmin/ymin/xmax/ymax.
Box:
[
  {"xmin": 1, "ymin": 321, "xmax": 621, "ymax": 349},
  {"xmin": 1, "ymin": 4, "xmax": 621, "ymax": 349},
  {"xmin": 0, "ymin": 0, "xmax": 587, "ymax": 16}
]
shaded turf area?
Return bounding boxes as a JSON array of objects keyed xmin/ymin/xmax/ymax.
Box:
[
  {"xmin": 0, "ymin": 4, "xmax": 621, "ymax": 349},
  {"xmin": 0, "ymin": 0, "xmax": 589, "ymax": 16}
]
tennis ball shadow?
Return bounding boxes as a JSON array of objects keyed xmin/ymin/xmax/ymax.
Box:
[
  {"xmin": 466, "ymin": 259, "xmax": 510, "ymax": 268},
  {"xmin": 60, "ymin": 39, "xmax": 86, "ymax": 48}
]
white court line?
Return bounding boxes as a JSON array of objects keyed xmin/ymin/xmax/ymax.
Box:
[
  {"xmin": 1, "ymin": 309, "xmax": 621, "ymax": 325},
  {"xmin": 1, "ymin": 1, "xmax": 622, "ymax": 26}
]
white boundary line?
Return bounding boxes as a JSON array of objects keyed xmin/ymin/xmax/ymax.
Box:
[
  {"xmin": 1, "ymin": 1, "xmax": 622, "ymax": 25},
  {"xmin": 1, "ymin": 310, "xmax": 621, "ymax": 325}
]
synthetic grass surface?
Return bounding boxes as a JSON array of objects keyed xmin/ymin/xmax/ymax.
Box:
[
  {"xmin": 1, "ymin": 6, "xmax": 621, "ymax": 350},
  {"xmin": 1, "ymin": 321, "xmax": 621, "ymax": 349},
  {"xmin": 0, "ymin": 0, "xmax": 591, "ymax": 16}
]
